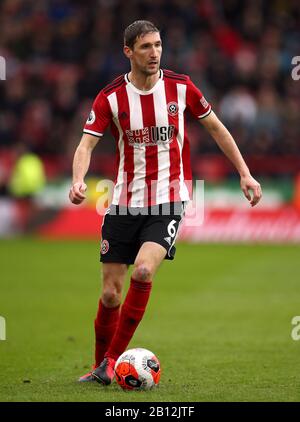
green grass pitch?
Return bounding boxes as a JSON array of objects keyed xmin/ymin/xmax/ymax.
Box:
[{"xmin": 0, "ymin": 238, "xmax": 300, "ymax": 402}]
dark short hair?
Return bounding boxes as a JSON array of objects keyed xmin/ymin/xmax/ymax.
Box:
[{"xmin": 124, "ymin": 20, "xmax": 160, "ymax": 49}]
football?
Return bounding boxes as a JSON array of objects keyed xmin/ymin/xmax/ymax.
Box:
[{"xmin": 114, "ymin": 348, "xmax": 161, "ymax": 390}]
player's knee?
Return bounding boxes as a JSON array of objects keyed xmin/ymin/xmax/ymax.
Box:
[
  {"xmin": 101, "ymin": 284, "xmax": 122, "ymax": 307},
  {"xmin": 132, "ymin": 263, "xmax": 152, "ymax": 282}
]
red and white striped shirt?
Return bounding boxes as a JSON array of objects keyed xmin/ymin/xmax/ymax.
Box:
[{"xmin": 83, "ymin": 69, "xmax": 211, "ymax": 207}]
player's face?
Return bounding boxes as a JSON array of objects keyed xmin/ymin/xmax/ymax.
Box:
[{"xmin": 126, "ymin": 32, "xmax": 162, "ymax": 76}]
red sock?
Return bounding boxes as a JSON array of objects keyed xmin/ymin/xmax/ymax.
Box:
[
  {"xmin": 94, "ymin": 300, "xmax": 120, "ymax": 366},
  {"xmin": 105, "ymin": 278, "xmax": 152, "ymax": 361}
]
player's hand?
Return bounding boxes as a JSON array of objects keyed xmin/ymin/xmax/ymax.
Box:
[
  {"xmin": 69, "ymin": 182, "xmax": 87, "ymax": 205},
  {"xmin": 240, "ymin": 175, "xmax": 262, "ymax": 207}
]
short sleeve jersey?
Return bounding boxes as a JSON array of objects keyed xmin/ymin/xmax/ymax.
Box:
[{"xmin": 83, "ymin": 69, "xmax": 211, "ymax": 207}]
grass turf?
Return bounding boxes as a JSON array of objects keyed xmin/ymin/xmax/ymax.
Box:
[{"xmin": 0, "ymin": 238, "xmax": 299, "ymax": 402}]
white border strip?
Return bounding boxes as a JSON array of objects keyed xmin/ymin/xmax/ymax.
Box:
[
  {"xmin": 198, "ymin": 107, "xmax": 212, "ymax": 119},
  {"xmin": 83, "ymin": 129, "xmax": 103, "ymax": 137}
]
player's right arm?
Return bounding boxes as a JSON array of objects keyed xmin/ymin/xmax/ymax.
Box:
[
  {"xmin": 69, "ymin": 89, "xmax": 112, "ymax": 205},
  {"xmin": 69, "ymin": 133, "xmax": 100, "ymax": 205}
]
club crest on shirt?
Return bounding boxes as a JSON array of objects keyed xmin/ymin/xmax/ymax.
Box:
[
  {"xmin": 167, "ymin": 102, "xmax": 179, "ymax": 116},
  {"xmin": 86, "ymin": 109, "xmax": 96, "ymax": 125},
  {"xmin": 101, "ymin": 239, "xmax": 109, "ymax": 254}
]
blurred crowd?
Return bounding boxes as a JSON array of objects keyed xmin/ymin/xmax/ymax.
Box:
[{"xmin": 0, "ymin": 0, "xmax": 300, "ymax": 183}]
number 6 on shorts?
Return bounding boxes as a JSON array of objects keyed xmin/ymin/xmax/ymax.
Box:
[{"xmin": 167, "ymin": 219, "xmax": 178, "ymax": 238}]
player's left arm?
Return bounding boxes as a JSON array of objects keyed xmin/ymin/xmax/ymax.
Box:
[{"xmin": 200, "ymin": 110, "xmax": 262, "ymax": 207}]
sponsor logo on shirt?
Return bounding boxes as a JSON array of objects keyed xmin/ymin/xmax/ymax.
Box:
[{"xmin": 126, "ymin": 125, "xmax": 175, "ymax": 147}]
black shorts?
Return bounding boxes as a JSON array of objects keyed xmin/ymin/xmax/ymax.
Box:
[{"xmin": 100, "ymin": 202, "xmax": 187, "ymax": 265}]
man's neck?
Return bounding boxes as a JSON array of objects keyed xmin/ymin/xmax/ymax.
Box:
[{"xmin": 128, "ymin": 69, "xmax": 160, "ymax": 91}]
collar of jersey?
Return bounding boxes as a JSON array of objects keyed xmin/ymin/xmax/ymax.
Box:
[{"xmin": 124, "ymin": 69, "xmax": 163, "ymax": 95}]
